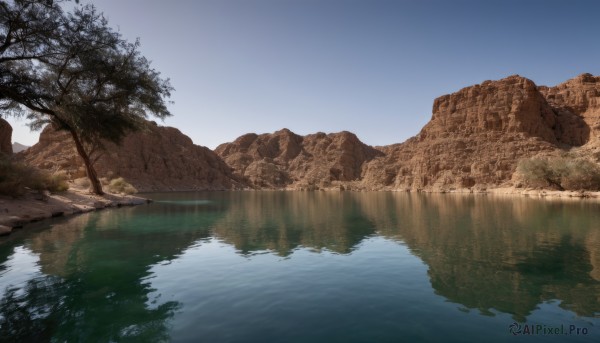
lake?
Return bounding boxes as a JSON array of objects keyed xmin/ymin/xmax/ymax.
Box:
[{"xmin": 0, "ymin": 191, "xmax": 599, "ymax": 342}]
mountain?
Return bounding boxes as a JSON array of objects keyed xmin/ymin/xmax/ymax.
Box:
[
  {"xmin": 215, "ymin": 129, "xmax": 382, "ymax": 189},
  {"xmin": 218, "ymin": 74, "xmax": 600, "ymax": 191},
  {"xmin": 12, "ymin": 142, "xmax": 29, "ymax": 153},
  {"xmin": 20, "ymin": 121, "xmax": 242, "ymax": 192},
  {"xmin": 19, "ymin": 73, "xmax": 600, "ymax": 193}
]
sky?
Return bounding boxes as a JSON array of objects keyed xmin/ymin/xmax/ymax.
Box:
[{"xmin": 7, "ymin": 0, "xmax": 600, "ymax": 149}]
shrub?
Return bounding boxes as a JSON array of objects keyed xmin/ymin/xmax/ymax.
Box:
[
  {"xmin": 45, "ymin": 171, "xmax": 70, "ymax": 192},
  {"xmin": 516, "ymin": 156, "xmax": 600, "ymax": 191},
  {"xmin": 0, "ymin": 157, "xmax": 69, "ymax": 196},
  {"xmin": 107, "ymin": 177, "xmax": 137, "ymax": 195},
  {"xmin": 73, "ymin": 177, "xmax": 91, "ymax": 189}
]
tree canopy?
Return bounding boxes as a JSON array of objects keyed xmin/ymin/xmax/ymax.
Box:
[{"xmin": 0, "ymin": 0, "xmax": 173, "ymax": 194}]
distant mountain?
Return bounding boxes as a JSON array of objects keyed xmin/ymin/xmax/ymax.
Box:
[{"xmin": 12, "ymin": 142, "xmax": 29, "ymax": 153}]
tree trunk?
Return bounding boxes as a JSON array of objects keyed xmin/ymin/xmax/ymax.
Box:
[{"xmin": 68, "ymin": 129, "xmax": 104, "ymax": 195}]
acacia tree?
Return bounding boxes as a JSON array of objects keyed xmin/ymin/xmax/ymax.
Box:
[{"xmin": 1, "ymin": 1, "xmax": 173, "ymax": 194}]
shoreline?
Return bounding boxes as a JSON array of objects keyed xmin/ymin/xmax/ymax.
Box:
[
  {"xmin": 0, "ymin": 188, "xmax": 151, "ymax": 237},
  {"xmin": 2, "ymin": 186, "xmax": 598, "ymax": 237}
]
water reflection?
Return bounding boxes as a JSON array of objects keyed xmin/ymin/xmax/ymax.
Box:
[
  {"xmin": 0, "ymin": 201, "xmax": 224, "ymax": 342},
  {"xmin": 212, "ymin": 192, "xmax": 375, "ymax": 255},
  {"xmin": 353, "ymin": 193, "xmax": 600, "ymax": 320},
  {"xmin": 210, "ymin": 192, "xmax": 600, "ymax": 321},
  {"xmin": 0, "ymin": 191, "xmax": 599, "ymax": 341}
]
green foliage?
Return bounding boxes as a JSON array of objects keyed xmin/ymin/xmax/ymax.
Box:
[
  {"xmin": 516, "ymin": 156, "xmax": 600, "ymax": 191},
  {"xmin": 107, "ymin": 177, "xmax": 137, "ymax": 195},
  {"xmin": 73, "ymin": 177, "xmax": 91, "ymax": 189},
  {"xmin": 1, "ymin": 2, "xmax": 173, "ymax": 195},
  {"xmin": 0, "ymin": 156, "xmax": 69, "ymax": 196},
  {"xmin": 45, "ymin": 171, "xmax": 69, "ymax": 192}
]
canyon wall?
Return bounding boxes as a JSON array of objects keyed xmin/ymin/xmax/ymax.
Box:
[
  {"xmin": 20, "ymin": 73, "xmax": 600, "ymax": 192},
  {"xmin": 20, "ymin": 122, "xmax": 242, "ymax": 191}
]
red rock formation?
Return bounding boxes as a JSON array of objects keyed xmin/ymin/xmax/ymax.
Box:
[
  {"xmin": 215, "ymin": 128, "xmax": 383, "ymax": 189},
  {"xmin": 538, "ymin": 73, "xmax": 600, "ymax": 146},
  {"xmin": 20, "ymin": 121, "xmax": 241, "ymax": 191},
  {"xmin": 19, "ymin": 73, "xmax": 600, "ymax": 192},
  {"xmin": 0, "ymin": 118, "xmax": 13, "ymax": 155},
  {"xmin": 218, "ymin": 74, "xmax": 600, "ymax": 191}
]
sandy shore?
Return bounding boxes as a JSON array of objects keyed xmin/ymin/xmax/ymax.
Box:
[{"xmin": 0, "ymin": 187, "xmax": 150, "ymax": 236}]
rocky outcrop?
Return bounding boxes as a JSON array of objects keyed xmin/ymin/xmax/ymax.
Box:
[
  {"xmin": 538, "ymin": 73, "xmax": 600, "ymax": 144},
  {"xmin": 215, "ymin": 128, "xmax": 383, "ymax": 189},
  {"xmin": 218, "ymin": 74, "xmax": 600, "ymax": 191},
  {"xmin": 17, "ymin": 73, "xmax": 600, "ymax": 193},
  {"xmin": 362, "ymin": 75, "xmax": 567, "ymax": 191},
  {"xmin": 0, "ymin": 118, "xmax": 12, "ymax": 155},
  {"xmin": 20, "ymin": 121, "xmax": 241, "ymax": 191}
]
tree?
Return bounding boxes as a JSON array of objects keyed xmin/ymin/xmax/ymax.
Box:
[{"xmin": 0, "ymin": 1, "xmax": 173, "ymax": 194}]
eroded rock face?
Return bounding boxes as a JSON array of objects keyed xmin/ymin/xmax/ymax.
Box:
[
  {"xmin": 362, "ymin": 75, "xmax": 566, "ymax": 191},
  {"xmin": 0, "ymin": 118, "xmax": 13, "ymax": 155},
  {"xmin": 20, "ymin": 122, "xmax": 241, "ymax": 191},
  {"xmin": 215, "ymin": 128, "xmax": 383, "ymax": 189},
  {"xmin": 218, "ymin": 74, "xmax": 600, "ymax": 191},
  {"xmin": 19, "ymin": 73, "xmax": 600, "ymax": 192},
  {"xmin": 538, "ymin": 73, "xmax": 600, "ymax": 146}
]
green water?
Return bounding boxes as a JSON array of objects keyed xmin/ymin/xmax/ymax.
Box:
[{"xmin": 0, "ymin": 192, "xmax": 599, "ymax": 342}]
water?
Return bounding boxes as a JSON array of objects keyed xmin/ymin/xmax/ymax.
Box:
[{"xmin": 0, "ymin": 191, "xmax": 599, "ymax": 342}]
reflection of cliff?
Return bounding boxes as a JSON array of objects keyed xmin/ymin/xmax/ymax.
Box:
[
  {"xmin": 212, "ymin": 192, "xmax": 374, "ymax": 255},
  {"xmin": 223, "ymin": 192, "xmax": 600, "ymax": 322},
  {"xmin": 1, "ymin": 191, "xmax": 599, "ymax": 338},
  {"xmin": 1, "ymin": 201, "xmax": 226, "ymax": 342},
  {"xmin": 209, "ymin": 191, "xmax": 600, "ymax": 321},
  {"xmin": 354, "ymin": 192, "xmax": 600, "ymax": 321}
]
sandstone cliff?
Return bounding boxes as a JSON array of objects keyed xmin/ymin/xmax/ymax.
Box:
[
  {"xmin": 0, "ymin": 118, "xmax": 12, "ymax": 155},
  {"xmin": 218, "ymin": 74, "xmax": 600, "ymax": 191},
  {"xmin": 20, "ymin": 121, "xmax": 241, "ymax": 191},
  {"xmin": 19, "ymin": 73, "xmax": 600, "ymax": 193},
  {"xmin": 215, "ymin": 129, "xmax": 383, "ymax": 189}
]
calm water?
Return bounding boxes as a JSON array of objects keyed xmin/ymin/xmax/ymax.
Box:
[{"xmin": 0, "ymin": 192, "xmax": 599, "ymax": 342}]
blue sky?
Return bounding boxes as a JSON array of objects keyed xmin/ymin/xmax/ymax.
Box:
[{"xmin": 8, "ymin": 0, "xmax": 600, "ymax": 148}]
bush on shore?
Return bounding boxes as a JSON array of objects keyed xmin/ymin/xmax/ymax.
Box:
[
  {"xmin": 107, "ymin": 177, "xmax": 137, "ymax": 195},
  {"xmin": 0, "ymin": 157, "xmax": 69, "ymax": 197},
  {"xmin": 516, "ymin": 156, "xmax": 600, "ymax": 191}
]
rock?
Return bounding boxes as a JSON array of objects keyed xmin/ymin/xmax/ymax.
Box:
[
  {"xmin": 538, "ymin": 73, "xmax": 600, "ymax": 146},
  {"xmin": 0, "ymin": 216, "xmax": 26, "ymax": 228},
  {"xmin": 19, "ymin": 120, "xmax": 243, "ymax": 192},
  {"xmin": 0, "ymin": 225, "xmax": 11, "ymax": 236},
  {"xmin": 15, "ymin": 73, "xmax": 600, "ymax": 193},
  {"xmin": 361, "ymin": 75, "xmax": 564, "ymax": 191},
  {"xmin": 0, "ymin": 118, "xmax": 13, "ymax": 155},
  {"xmin": 218, "ymin": 74, "xmax": 600, "ymax": 192},
  {"xmin": 215, "ymin": 128, "xmax": 383, "ymax": 189}
]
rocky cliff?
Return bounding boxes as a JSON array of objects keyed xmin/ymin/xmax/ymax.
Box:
[
  {"xmin": 0, "ymin": 118, "xmax": 12, "ymax": 155},
  {"xmin": 218, "ymin": 74, "xmax": 600, "ymax": 191},
  {"xmin": 20, "ymin": 121, "xmax": 241, "ymax": 191},
  {"xmin": 19, "ymin": 73, "xmax": 600, "ymax": 193},
  {"xmin": 215, "ymin": 129, "xmax": 383, "ymax": 189}
]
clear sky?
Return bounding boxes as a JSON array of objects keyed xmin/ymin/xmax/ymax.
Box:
[{"xmin": 8, "ymin": 0, "xmax": 600, "ymax": 149}]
